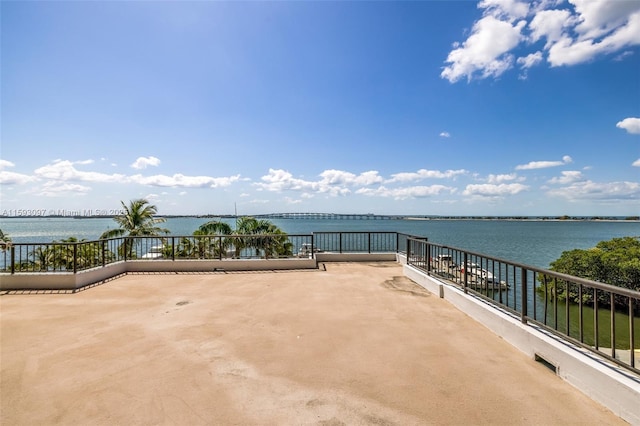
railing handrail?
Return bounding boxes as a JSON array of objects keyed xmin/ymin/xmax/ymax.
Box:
[
  {"xmin": 1, "ymin": 231, "xmax": 403, "ymax": 274},
  {"xmin": 408, "ymin": 237, "xmax": 640, "ymax": 298},
  {"xmin": 4, "ymin": 231, "xmax": 414, "ymax": 247},
  {"xmin": 4, "ymin": 232, "xmax": 637, "ymax": 374},
  {"xmin": 405, "ymin": 236, "xmax": 639, "ymax": 374},
  {"xmin": 5, "ymin": 233, "xmax": 637, "ymax": 298},
  {"xmin": 313, "ymin": 231, "xmax": 398, "ymax": 234},
  {"xmin": 5, "ymin": 233, "xmax": 316, "ymax": 246}
]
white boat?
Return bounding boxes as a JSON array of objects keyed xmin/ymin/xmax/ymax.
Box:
[
  {"xmin": 431, "ymin": 254, "xmax": 458, "ymax": 269},
  {"xmin": 460, "ymin": 262, "xmax": 509, "ymax": 289},
  {"xmin": 432, "ymin": 254, "xmax": 453, "ymax": 263},
  {"xmin": 142, "ymin": 246, "xmax": 164, "ymax": 259},
  {"xmin": 460, "ymin": 262, "xmax": 494, "ymax": 281},
  {"xmin": 298, "ymin": 244, "xmax": 322, "ymax": 258}
]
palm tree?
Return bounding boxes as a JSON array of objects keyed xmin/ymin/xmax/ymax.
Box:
[
  {"xmin": 196, "ymin": 220, "xmax": 235, "ymax": 257},
  {"xmin": 195, "ymin": 217, "xmax": 292, "ymax": 259},
  {"xmin": 255, "ymin": 224, "xmax": 293, "ymax": 259},
  {"xmin": 32, "ymin": 245, "xmax": 54, "ymax": 271},
  {"xmin": 75, "ymin": 238, "xmax": 109, "ymax": 269},
  {"xmin": 237, "ymin": 217, "xmax": 293, "ymax": 258},
  {"xmin": 49, "ymin": 237, "xmax": 77, "ymax": 270},
  {"xmin": 0, "ymin": 228, "xmax": 11, "ymax": 251},
  {"xmin": 100, "ymin": 199, "xmax": 169, "ymax": 258},
  {"xmin": 190, "ymin": 230, "xmax": 225, "ymax": 259}
]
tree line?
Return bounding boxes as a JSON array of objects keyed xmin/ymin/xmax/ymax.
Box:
[
  {"xmin": 539, "ymin": 236, "xmax": 640, "ymax": 310},
  {"xmin": 1, "ymin": 199, "xmax": 293, "ymax": 271}
]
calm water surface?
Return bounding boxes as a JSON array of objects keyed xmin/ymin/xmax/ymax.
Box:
[{"xmin": 1, "ymin": 217, "xmax": 639, "ymax": 269}]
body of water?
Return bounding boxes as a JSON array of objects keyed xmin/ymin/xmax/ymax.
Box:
[{"xmin": 1, "ymin": 217, "xmax": 639, "ymax": 269}]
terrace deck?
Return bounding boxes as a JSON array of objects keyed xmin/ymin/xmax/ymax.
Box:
[{"xmin": 0, "ymin": 262, "xmax": 624, "ymax": 425}]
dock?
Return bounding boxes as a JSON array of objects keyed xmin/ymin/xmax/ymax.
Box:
[{"xmin": 430, "ymin": 258, "xmax": 510, "ymax": 291}]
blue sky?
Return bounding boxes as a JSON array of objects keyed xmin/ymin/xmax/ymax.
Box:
[{"xmin": 1, "ymin": 0, "xmax": 639, "ymax": 217}]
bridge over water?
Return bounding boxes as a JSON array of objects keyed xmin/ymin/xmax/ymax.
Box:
[{"xmin": 253, "ymin": 212, "xmax": 403, "ymax": 220}]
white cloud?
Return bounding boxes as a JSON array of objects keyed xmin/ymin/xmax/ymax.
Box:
[
  {"xmin": 517, "ymin": 51, "xmax": 543, "ymax": 68},
  {"xmin": 30, "ymin": 158, "xmax": 241, "ymax": 191},
  {"xmin": 0, "ymin": 170, "xmax": 37, "ymax": 185},
  {"xmin": 570, "ymin": 0, "xmax": 640, "ymax": 40},
  {"xmin": 35, "ymin": 181, "xmax": 92, "ymax": 197},
  {"xmin": 284, "ymin": 197, "xmax": 302, "ymax": 205},
  {"xmin": 0, "ymin": 159, "xmax": 16, "ymax": 170},
  {"xmin": 515, "ymin": 155, "xmax": 572, "ymax": 170},
  {"xmin": 443, "ymin": 0, "xmax": 640, "ymax": 81},
  {"xmin": 319, "ymin": 169, "xmax": 383, "ymax": 186},
  {"xmin": 441, "ymin": 15, "xmax": 526, "ymax": 82},
  {"xmin": 256, "ymin": 168, "xmax": 383, "ymax": 197},
  {"xmin": 0, "ymin": 160, "xmax": 37, "ymax": 185},
  {"xmin": 547, "ymin": 180, "xmax": 640, "ymax": 201},
  {"xmin": 616, "ymin": 117, "xmax": 640, "ymax": 134},
  {"xmin": 256, "ymin": 168, "xmax": 462, "ymax": 200},
  {"xmin": 388, "ymin": 169, "xmax": 468, "ymax": 183},
  {"xmin": 614, "ymin": 50, "xmax": 634, "ymax": 61},
  {"xmin": 479, "ymin": 0, "xmax": 530, "ymax": 20},
  {"xmin": 529, "ymin": 9, "xmax": 575, "ymax": 46},
  {"xmin": 440, "ymin": 131, "xmax": 451, "ymax": 138},
  {"xmin": 249, "ymin": 199, "xmax": 270, "ymax": 204},
  {"xmin": 34, "ymin": 160, "xmax": 127, "ymax": 183},
  {"xmin": 356, "ymin": 185, "xmax": 454, "ymax": 200},
  {"xmin": 131, "ymin": 173, "xmax": 240, "ymax": 188},
  {"xmin": 144, "ymin": 193, "xmax": 161, "ymax": 202},
  {"xmin": 534, "ymin": 4, "xmax": 640, "ymax": 67},
  {"xmin": 462, "ymin": 183, "xmax": 528, "ymax": 197},
  {"xmin": 486, "ymin": 173, "xmax": 521, "ymax": 183},
  {"xmin": 516, "ymin": 51, "xmax": 543, "ymax": 78},
  {"xmin": 632, "ymin": 159, "xmax": 640, "ymax": 167},
  {"xmin": 548, "ymin": 170, "xmax": 584, "ymax": 184},
  {"xmin": 257, "ymin": 169, "xmax": 319, "ymax": 193},
  {"xmin": 131, "ymin": 156, "xmax": 161, "ymax": 169}
]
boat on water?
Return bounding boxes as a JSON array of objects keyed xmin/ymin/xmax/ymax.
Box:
[
  {"xmin": 432, "ymin": 254, "xmax": 454, "ymax": 264},
  {"xmin": 431, "ymin": 254, "xmax": 458, "ymax": 270},
  {"xmin": 460, "ymin": 262, "xmax": 509, "ymax": 290},
  {"xmin": 141, "ymin": 246, "xmax": 164, "ymax": 259},
  {"xmin": 297, "ymin": 244, "xmax": 322, "ymax": 258},
  {"xmin": 460, "ymin": 262, "xmax": 493, "ymax": 280}
]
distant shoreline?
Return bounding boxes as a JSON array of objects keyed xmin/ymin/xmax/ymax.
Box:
[
  {"xmin": 1, "ymin": 214, "xmax": 638, "ymax": 222},
  {"xmin": 402, "ymin": 216, "xmax": 640, "ymax": 222}
]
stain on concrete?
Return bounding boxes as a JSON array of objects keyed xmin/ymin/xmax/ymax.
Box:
[{"xmin": 381, "ymin": 276, "xmax": 430, "ymax": 297}]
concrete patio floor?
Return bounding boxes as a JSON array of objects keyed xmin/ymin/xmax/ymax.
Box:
[{"xmin": 0, "ymin": 262, "xmax": 625, "ymax": 425}]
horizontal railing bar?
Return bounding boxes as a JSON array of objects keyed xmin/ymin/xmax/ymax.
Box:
[
  {"xmin": 1, "ymin": 232, "xmax": 405, "ymax": 273},
  {"xmin": 407, "ymin": 237, "xmax": 640, "ymax": 298},
  {"xmin": 405, "ymin": 236, "xmax": 640, "ymax": 375}
]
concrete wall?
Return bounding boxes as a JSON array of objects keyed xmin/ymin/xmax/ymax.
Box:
[
  {"xmin": 403, "ymin": 264, "xmax": 640, "ymax": 425},
  {"xmin": 316, "ymin": 253, "xmax": 397, "ymax": 262},
  {"xmin": 0, "ymin": 253, "xmax": 393, "ymax": 291},
  {"xmin": 2, "ymin": 254, "xmax": 637, "ymax": 424},
  {"xmin": 0, "ymin": 262, "xmax": 129, "ymax": 291},
  {"xmin": 125, "ymin": 258, "xmax": 317, "ymax": 272},
  {"xmin": 0, "ymin": 272, "xmax": 78, "ymax": 290}
]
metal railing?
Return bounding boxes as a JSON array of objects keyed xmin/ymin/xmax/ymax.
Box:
[
  {"xmin": 2, "ymin": 238, "xmax": 127, "ymax": 274},
  {"xmin": 406, "ymin": 237, "xmax": 640, "ymax": 374},
  {"xmin": 313, "ymin": 231, "xmax": 402, "ymax": 253},
  {"xmin": 3, "ymin": 231, "xmax": 637, "ymax": 374},
  {"xmin": 1, "ymin": 231, "xmax": 408, "ymax": 273}
]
